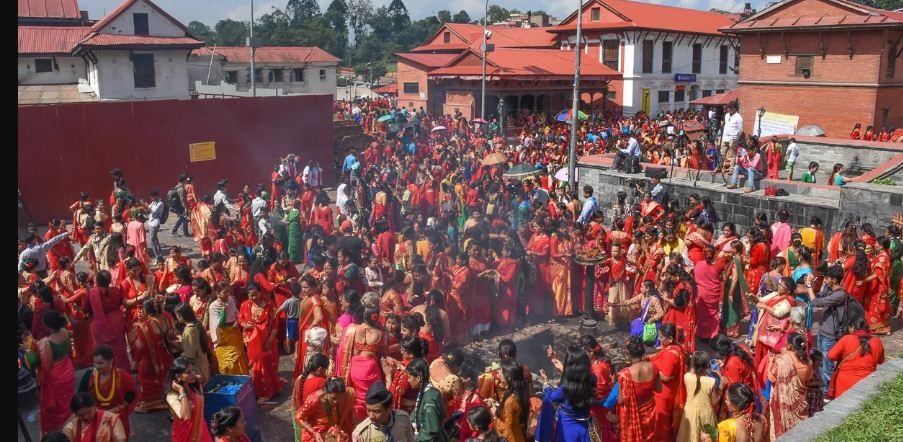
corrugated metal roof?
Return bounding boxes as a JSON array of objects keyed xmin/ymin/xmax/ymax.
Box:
[
  {"xmin": 689, "ymin": 89, "xmax": 738, "ymax": 106},
  {"xmin": 18, "ymin": 84, "xmax": 98, "ymax": 105},
  {"xmin": 18, "ymin": 0, "xmax": 81, "ymax": 19},
  {"xmin": 90, "ymin": 0, "xmax": 190, "ymax": 33},
  {"xmin": 553, "ymin": 0, "xmax": 736, "ymax": 36},
  {"xmin": 190, "ymin": 46, "xmax": 340, "ymax": 64},
  {"xmin": 79, "ymin": 34, "xmax": 203, "ymax": 48},
  {"xmin": 412, "ymin": 23, "xmax": 557, "ymax": 52},
  {"xmin": 394, "ymin": 52, "xmax": 458, "ymax": 68},
  {"xmin": 429, "ymin": 48, "xmax": 621, "ymax": 80},
  {"xmin": 723, "ymin": 0, "xmax": 903, "ymax": 31},
  {"xmin": 18, "ymin": 25, "xmax": 90, "ymax": 54}
]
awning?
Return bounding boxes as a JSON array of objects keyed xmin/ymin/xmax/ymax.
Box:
[{"xmin": 690, "ymin": 89, "xmax": 738, "ymax": 106}]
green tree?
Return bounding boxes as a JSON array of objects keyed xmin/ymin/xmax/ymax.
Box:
[
  {"xmin": 286, "ymin": 0, "xmax": 321, "ymax": 27},
  {"xmin": 213, "ymin": 19, "xmax": 248, "ymax": 46},
  {"xmin": 346, "ymin": 0, "xmax": 374, "ymax": 44},
  {"xmin": 437, "ymin": 10, "xmax": 452, "ymax": 23},
  {"xmin": 452, "ymin": 10, "xmax": 471, "ymax": 23},
  {"xmin": 487, "ymin": 5, "xmax": 510, "ymax": 24},
  {"xmin": 187, "ymin": 21, "xmax": 216, "ymax": 45},
  {"xmin": 255, "ymin": 8, "xmax": 299, "ymax": 46},
  {"xmin": 386, "ymin": 0, "xmax": 411, "ymax": 33},
  {"xmin": 849, "ymin": 0, "xmax": 903, "ymax": 8},
  {"xmin": 324, "ymin": 0, "xmax": 349, "ymax": 59},
  {"xmin": 298, "ymin": 16, "xmax": 345, "ymax": 59}
]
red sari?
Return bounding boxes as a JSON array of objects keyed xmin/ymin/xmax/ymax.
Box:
[
  {"xmin": 866, "ymin": 252, "xmax": 892, "ymax": 334},
  {"xmin": 238, "ymin": 300, "xmax": 281, "ymax": 400},
  {"xmin": 86, "ymin": 287, "xmax": 130, "ymax": 370},
  {"xmin": 662, "ymin": 305, "xmax": 695, "ymax": 353},
  {"xmin": 83, "ymin": 367, "xmax": 138, "ymax": 436},
  {"xmin": 617, "ymin": 368, "xmax": 663, "ymax": 442},
  {"xmin": 129, "ymin": 315, "xmax": 174, "ymax": 411},
  {"xmin": 842, "ymin": 256, "xmax": 868, "ymax": 306},
  {"xmin": 33, "ymin": 337, "xmax": 75, "ymax": 433},
  {"xmin": 171, "ymin": 388, "xmax": 212, "ymax": 442},
  {"xmin": 651, "ymin": 344, "xmax": 687, "ymax": 434},
  {"xmin": 311, "ymin": 205, "xmax": 334, "ymax": 235},
  {"xmin": 447, "ymin": 264, "xmax": 474, "ymax": 342},
  {"xmin": 292, "ymin": 295, "xmax": 332, "ymax": 378},
  {"xmin": 827, "ymin": 332, "xmax": 885, "ymax": 397},
  {"xmin": 468, "ymin": 256, "xmax": 492, "ymax": 330},
  {"xmin": 495, "ymin": 257, "xmax": 520, "ymax": 332},
  {"xmin": 526, "ymin": 232, "xmax": 551, "ymax": 316},
  {"xmin": 745, "ymin": 243, "xmax": 770, "ymax": 295}
]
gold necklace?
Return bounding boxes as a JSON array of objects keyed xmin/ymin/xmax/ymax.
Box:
[{"xmin": 94, "ymin": 368, "xmax": 116, "ymax": 403}]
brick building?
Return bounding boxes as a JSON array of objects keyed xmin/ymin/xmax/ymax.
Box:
[{"xmin": 722, "ymin": 0, "xmax": 903, "ymax": 137}]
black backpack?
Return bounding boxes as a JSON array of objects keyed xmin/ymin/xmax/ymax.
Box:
[
  {"xmin": 158, "ymin": 197, "xmax": 170, "ymax": 224},
  {"xmin": 167, "ymin": 187, "xmax": 183, "ymax": 213},
  {"xmin": 833, "ymin": 290, "xmax": 865, "ymax": 339}
]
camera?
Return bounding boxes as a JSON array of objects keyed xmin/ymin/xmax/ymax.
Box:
[{"xmin": 627, "ymin": 179, "xmax": 645, "ymax": 189}]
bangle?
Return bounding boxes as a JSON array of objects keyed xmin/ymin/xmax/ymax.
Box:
[{"xmin": 179, "ymin": 393, "xmax": 188, "ymax": 400}]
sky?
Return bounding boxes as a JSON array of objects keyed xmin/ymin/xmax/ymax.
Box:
[{"xmin": 77, "ymin": 0, "xmax": 768, "ymax": 27}]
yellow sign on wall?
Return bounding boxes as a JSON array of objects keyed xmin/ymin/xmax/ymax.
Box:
[{"xmin": 189, "ymin": 142, "xmax": 216, "ymax": 162}]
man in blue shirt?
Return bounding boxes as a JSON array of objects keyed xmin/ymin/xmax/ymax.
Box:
[
  {"xmin": 342, "ymin": 148, "xmax": 357, "ymax": 182},
  {"xmin": 615, "ymin": 136, "xmax": 641, "ymax": 172},
  {"xmin": 577, "ymin": 185, "xmax": 599, "ymax": 225}
]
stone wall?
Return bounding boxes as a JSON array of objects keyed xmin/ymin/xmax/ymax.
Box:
[
  {"xmin": 578, "ymin": 162, "xmax": 902, "ymax": 234},
  {"xmin": 781, "ymin": 135, "xmax": 903, "ymax": 177}
]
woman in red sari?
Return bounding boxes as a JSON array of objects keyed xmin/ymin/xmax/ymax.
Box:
[
  {"xmin": 467, "ymin": 242, "xmax": 494, "ymax": 336},
  {"xmin": 639, "ymin": 191, "xmax": 665, "ymax": 225},
  {"xmin": 340, "ymin": 305, "xmax": 385, "ymax": 420},
  {"xmin": 167, "ymin": 357, "xmax": 212, "ymax": 442},
  {"xmin": 712, "ymin": 335, "xmax": 758, "ymax": 419},
  {"xmin": 494, "ymin": 243, "xmax": 520, "ymax": 332},
  {"xmin": 78, "ymin": 345, "xmax": 138, "ymax": 437},
  {"xmin": 617, "ymin": 336, "xmax": 664, "ymax": 441},
  {"xmin": 54, "ymin": 263, "xmax": 95, "ymax": 369},
  {"xmin": 292, "ymin": 275, "xmax": 332, "ymax": 378},
  {"xmin": 637, "ymin": 233, "xmax": 665, "ymax": 294},
  {"xmin": 269, "ymin": 253, "xmax": 300, "ymax": 350},
  {"xmin": 119, "ymin": 258, "xmax": 151, "ymax": 328},
  {"xmin": 662, "ymin": 287, "xmax": 696, "ymax": 354},
  {"xmin": 129, "ymin": 300, "xmax": 174, "ymax": 412},
  {"xmin": 685, "ymin": 222, "xmax": 713, "ymax": 265},
  {"xmin": 292, "ymin": 354, "xmax": 330, "ymax": 441},
  {"xmin": 238, "ymin": 283, "xmax": 281, "ymax": 403},
  {"xmin": 310, "ymin": 191, "xmax": 334, "ymax": 235},
  {"xmin": 25, "ymin": 310, "xmax": 76, "ymax": 436},
  {"xmin": 842, "ymin": 242, "xmax": 870, "ymax": 306},
  {"xmin": 85, "ymin": 270, "xmax": 130, "ymax": 371},
  {"xmin": 651, "ymin": 324, "xmax": 688, "ymax": 435},
  {"xmin": 752, "ymin": 276, "xmax": 796, "ymax": 383},
  {"xmin": 768, "ymin": 333, "xmax": 812, "ymax": 439},
  {"xmin": 827, "ymin": 317, "xmax": 885, "ymax": 398},
  {"xmin": 745, "ymin": 229, "xmax": 771, "ymax": 299},
  {"xmin": 447, "ymin": 253, "xmax": 475, "ymax": 343},
  {"xmin": 763, "ymin": 137, "xmax": 782, "ymax": 179},
  {"xmin": 526, "ymin": 221, "xmax": 552, "ymax": 318},
  {"xmin": 864, "ymin": 238, "xmax": 893, "ymax": 334}
]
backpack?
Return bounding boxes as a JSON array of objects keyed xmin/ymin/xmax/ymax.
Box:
[
  {"xmin": 158, "ymin": 198, "xmax": 170, "ymax": 225},
  {"xmin": 833, "ymin": 290, "xmax": 865, "ymax": 339},
  {"xmin": 167, "ymin": 187, "xmax": 183, "ymax": 213}
]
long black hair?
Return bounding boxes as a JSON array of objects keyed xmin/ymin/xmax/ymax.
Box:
[
  {"xmin": 175, "ymin": 303, "xmax": 209, "ymax": 353},
  {"xmin": 210, "ymin": 406, "xmax": 242, "ymax": 437},
  {"xmin": 851, "ymin": 240, "xmax": 869, "ymax": 278},
  {"xmin": 688, "ymin": 351, "xmax": 709, "ymax": 397},
  {"xmin": 169, "ymin": 356, "xmax": 201, "ymax": 392},
  {"xmin": 849, "ymin": 317, "xmax": 872, "ymax": 356},
  {"xmin": 406, "ymin": 358, "xmax": 431, "ymax": 421},
  {"xmin": 786, "ymin": 333, "xmax": 810, "ymax": 364},
  {"xmin": 425, "ymin": 289, "xmax": 446, "ymax": 342},
  {"xmin": 497, "ymin": 359, "xmax": 529, "ymax": 434},
  {"xmin": 712, "ymin": 334, "xmax": 754, "ymax": 368},
  {"xmin": 560, "ymin": 346, "xmax": 594, "ymax": 410}
]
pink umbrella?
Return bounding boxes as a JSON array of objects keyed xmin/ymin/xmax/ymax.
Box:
[{"xmin": 472, "ymin": 118, "xmax": 487, "ymax": 124}]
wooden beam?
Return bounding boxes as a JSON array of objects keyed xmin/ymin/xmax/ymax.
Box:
[
  {"xmin": 758, "ymin": 32, "xmax": 764, "ymax": 59},
  {"xmin": 781, "ymin": 31, "xmax": 788, "ymax": 57},
  {"xmin": 703, "ymin": 35, "xmax": 714, "ymax": 48},
  {"xmin": 880, "ymin": 28, "xmax": 889, "ymax": 57},
  {"xmin": 848, "ymin": 30, "xmax": 854, "ymax": 59},
  {"xmin": 819, "ymin": 31, "xmax": 826, "ymax": 59}
]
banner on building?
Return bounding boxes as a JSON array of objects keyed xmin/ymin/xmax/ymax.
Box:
[
  {"xmin": 189, "ymin": 141, "xmax": 216, "ymax": 162},
  {"xmin": 752, "ymin": 112, "xmax": 799, "ymax": 137}
]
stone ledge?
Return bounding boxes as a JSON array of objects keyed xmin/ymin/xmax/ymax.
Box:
[{"xmin": 778, "ymin": 358, "xmax": 903, "ymax": 441}]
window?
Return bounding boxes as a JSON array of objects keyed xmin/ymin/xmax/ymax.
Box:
[
  {"xmin": 225, "ymin": 71, "xmax": 238, "ymax": 83},
  {"xmin": 674, "ymin": 88, "xmax": 685, "ymax": 102},
  {"xmin": 603, "ymin": 40, "xmax": 619, "ymax": 71},
  {"xmin": 443, "ymin": 32, "xmax": 451, "ymax": 43},
  {"xmin": 888, "ymin": 43, "xmax": 897, "ymax": 79},
  {"xmin": 319, "ymin": 69, "xmax": 326, "ymax": 80},
  {"xmin": 607, "ymin": 90, "xmax": 617, "ymax": 100},
  {"xmin": 132, "ymin": 53, "xmax": 155, "ymax": 88},
  {"xmin": 882, "ymin": 108, "xmax": 889, "ymax": 127},
  {"xmin": 133, "ymin": 13, "xmax": 149, "ymax": 35},
  {"xmin": 35, "ymin": 58, "xmax": 53, "ymax": 73},
  {"xmin": 719, "ymin": 45, "xmax": 728, "ymax": 74},
  {"xmin": 662, "ymin": 41, "xmax": 672, "ymax": 73},
  {"xmin": 658, "ymin": 90, "xmax": 670, "ymax": 103},
  {"xmin": 716, "ymin": 89, "xmax": 725, "ymax": 94},
  {"xmin": 292, "ymin": 68, "xmax": 305, "ymax": 82},
  {"xmin": 795, "ymin": 56, "xmax": 813, "ymax": 77},
  {"xmin": 253, "ymin": 69, "xmax": 263, "ymax": 83},
  {"xmin": 403, "ymin": 82, "xmax": 419, "ymax": 94},
  {"xmin": 273, "ymin": 69, "xmax": 284, "ymax": 83},
  {"xmin": 692, "ymin": 43, "xmax": 702, "ymax": 74},
  {"xmin": 642, "ymin": 40, "xmax": 654, "ymax": 73},
  {"xmin": 591, "ymin": 7, "xmax": 601, "ymax": 21},
  {"xmin": 702, "ymin": 90, "xmax": 712, "ymax": 97},
  {"xmin": 734, "ymin": 47, "xmax": 740, "ymax": 70}
]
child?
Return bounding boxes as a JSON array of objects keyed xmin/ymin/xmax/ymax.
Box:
[
  {"xmin": 365, "ymin": 254, "xmax": 384, "ymax": 290},
  {"xmin": 801, "ymin": 161, "xmax": 819, "ymax": 183},
  {"xmin": 303, "ymin": 326, "xmax": 328, "ymax": 368},
  {"xmin": 277, "ymin": 282, "xmax": 302, "ymax": 354},
  {"xmin": 807, "ymin": 350, "xmax": 825, "ymax": 416}
]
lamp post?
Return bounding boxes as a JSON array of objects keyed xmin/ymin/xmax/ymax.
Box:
[
  {"xmin": 567, "ymin": 0, "xmax": 583, "ymax": 196},
  {"xmin": 481, "ymin": 0, "xmax": 489, "ymax": 122},
  {"xmin": 249, "ymin": 0, "xmax": 256, "ymax": 97},
  {"xmin": 756, "ymin": 106, "xmax": 766, "ymax": 139}
]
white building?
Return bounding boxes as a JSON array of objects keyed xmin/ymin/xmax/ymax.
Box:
[
  {"xmin": 189, "ymin": 46, "xmax": 340, "ymax": 97},
  {"xmin": 17, "ymin": 0, "xmax": 203, "ymax": 103},
  {"xmin": 551, "ymin": 0, "xmax": 741, "ymax": 116}
]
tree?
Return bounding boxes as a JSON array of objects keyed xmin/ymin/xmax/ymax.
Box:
[
  {"xmin": 286, "ymin": 0, "xmax": 321, "ymax": 27},
  {"xmin": 346, "ymin": 0, "xmax": 374, "ymax": 44},
  {"xmin": 213, "ymin": 19, "xmax": 248, "ymax": 46},
  {"xmin": 386, "ymin": 0, "xmax": 411, "ymax": 33},
  {"xmin": 187, "ymin": 21, "xmax": 216, "ymax": 45},
  {"xmin": 452, "ymin": 10, "xmax": 471, "ymax": 23},
  {"xmin": 849, "ymin": 0, "xmax": 903, "ymax": 8},
  {"xmin": 255, "ymin": 8, "xmax": 298, "ymax": 46},
  {"xmin": 324, "ymin": 0, "xmax": 349, "ymax": 59},
  {"xmin": 298, "ymin": 16, "xmax": 345, "ymax": 60},
  {"xmin": 487, "ymin": 5, "xmax": 510, "ymax": 24},
  {"xmin": 437, "ymin": 10, "xmax": 452, "ymax": 23}
]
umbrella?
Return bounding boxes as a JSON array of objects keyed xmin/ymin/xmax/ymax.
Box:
[
  {"xmin": 796, "ymin": 125, "xmax": 826, "ymax": 137},
  {"xmin": 431, "ymin": 126, "xmax": 447, "ymax": 132},
  {"xmin": 554, "ymin": 166, "xmax": 578, "ymax": 181},
  {"xmin": 472, "ymin": 118, "xmax": 487, "ymax": 124},
  {"xmin": 555, "ymin": 109, "xmax": 588, "ymax": 122},
  {"xmin": 481, "ymin": 152, "xmax": 507, "ymax": 166},
  {"xmin": 377, "ymin": 114, "xmax": 394, "ymax": 123},
  {"xmin": 504, "ymin": 163, "xmax": 543, "ymax": 179}
]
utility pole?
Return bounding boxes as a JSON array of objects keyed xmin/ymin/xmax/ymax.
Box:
[
  {"xmin": 480, "ymin": 0, "xmax": 489, "ymax": 121},
  {"xmin": 249, "ymin": 0, "xmax": 256, "ymax": 97},
  {"xmin": 567, "ymin": 0, "xmax": 583, "ymax": 194}
]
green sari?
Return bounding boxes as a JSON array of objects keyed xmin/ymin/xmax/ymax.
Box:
[
  {"xmin": 286, "ymin": 208, "xmax": 303, "ymax": 263},
  {"xmin": 889, "ymin": 237, "xmax": 902, "ymax": 308},
  {"xmin": 721, "ymin": 256, "xmax": 749, "ymax": 335},
  {"xmin": 272, "ymin": 206, "xmax": 289, "ymax": 247}
]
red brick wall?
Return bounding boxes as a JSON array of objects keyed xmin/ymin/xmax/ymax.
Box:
[
  {"xmin": 739, "ymin": 84, "xmax": 878, "ymax": 137},
  {"xmin": 444, "ymin": 90, "xmax": 475, "ymax": 119},
  {"xmin": 766, "ymin": 0, "xmax": 862, "ymax": 18},
  {"xmin": 396, "ymin": 59, "xmax": 429, "ymax": 110},
  {"xmin": 874, "ymin": 87, "xmax": 903, "ymax": 130}
]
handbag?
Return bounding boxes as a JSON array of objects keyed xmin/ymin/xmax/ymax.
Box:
[
  {"xmin": 643, "ymin": 322, "xmax": 658, "ymax": 344},
  {"xmin": 630, "ymin": 298, "xmax": 653, "ymax": 338}
]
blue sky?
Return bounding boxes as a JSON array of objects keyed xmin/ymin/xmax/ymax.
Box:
[{"xmin": 78, "ymin": 0, "xmax": 767, "ymax": 27}]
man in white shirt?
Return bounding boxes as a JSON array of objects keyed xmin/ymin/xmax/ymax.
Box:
[
  {"xmin": 147, "ymin": 190, "xmax": 165, "ymax": 260},
  {"xmin": 213, "ymin": 179, "xmax": 238, "ymax": 222},
  {"xmin": 251, "ymin": 191, "xmax": 268, "ymax": 226},
  {"xmin": 721, "ymin": 104, "xmax": 744, "ymax": 172},
  {"xmin": 336, "ymin": 182, "xmax": 350, "ymax": 215},
  {"xmin": 785, "ymin": 137, "xmax": 800, "ymax": 181},
  {"xmin": 302, "ymin": 160, "xmax": 323, "ymax": 188}
]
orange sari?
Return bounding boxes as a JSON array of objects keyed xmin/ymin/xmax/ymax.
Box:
[
  {"xmin": 866, "ymin": 252, "xmax": 892, "ymax": 334},
  {"xmin": 550, "ymin": 234, "xmax": 573, "ymax": 316}
]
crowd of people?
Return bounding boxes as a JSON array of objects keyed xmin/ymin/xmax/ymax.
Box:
[{"xmin": 17, "ymin": 99, "xmax": 903, "ymax": 442}]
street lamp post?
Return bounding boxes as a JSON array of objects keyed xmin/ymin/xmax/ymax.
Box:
[
  {"xmin": 481, "ymin": 0, "xmax": 489, "ymax": 122},
  {"xmin": 756, "ymin": 106, "xmax": 766, "ymax": 139},
  {"xmin": 567, "ymin": 0, "xmax": 583, "ymax": 194},
  {"xmin": 249, "ymin": 0, "xmax": 256, "ymax": 97}
]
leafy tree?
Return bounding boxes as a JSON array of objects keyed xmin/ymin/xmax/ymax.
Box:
[
  {"xmin": 254, "ymin": 9, "xmax": 297, "ymax": 46},
  {"xmin": 324, "ymin": 0, "xmax": 349, "ymax": 58},
  {"xmin": 286, "ymin": 0, "xmax": 321, "ymax": 27},
  {"xmin": 487, "ymin": 5, "xmax": 510, "ymax": 24},
  {"xmin": 849, "ymin": 0, "xmax": 903, "ymax": 9},
  {"xmin": 437, "ymin": 10, "xmax": 452, "ymax": 23},
  {"xmin": 387, "ymin": 0, "xmax": 411, "ymax": 33},
  {"xmin": 452, "ymin": 10, "xmax": 471, "ymax": 23},
  {"xmin": 346, "ymin": 0, "xmax": 374, "ymax": 43},
  {"xmin": 187, "ymin": 21, "xmax": 216, "ymax": 45},
  {"xmin": 213, "ymin": 19, "xmax": 248, "ymax": 46},
  {"xmin": 298, "ymin": 16, "xmax": 345, "ymax": 59}
]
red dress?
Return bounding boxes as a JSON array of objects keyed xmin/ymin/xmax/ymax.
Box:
[
  {"xmin": 842, "ymin": 255, "xmax": 868, "ymax": 306},
  {"xmin": 526, "ymin": 232, "xmax": 551, "ymax": 316},
  {"xmin": 448, "ymin": 264, "xmax": 475, "ymax": 342},
  {"xmin": 238, "ymin": 300, "xmax": 281, "ymax": 400},
  {"xmin": 651, "ymin": 344, "xmax": 687, "ymax": 433},
  {"xmin": 494, "ymin": 257, "xmax": 519, "ymax": 332},
  {"xmin": 827, "ymin": 333, "xmax": 885, "ymax": 398},
  {"xmin": 865, "ymin": 252, "xmax": 892, "ymax": 334}
]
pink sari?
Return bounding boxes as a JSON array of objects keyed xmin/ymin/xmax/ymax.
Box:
[{"xmin": 693, "ymin": 260, "xmax": 723, "ymax": 340}]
